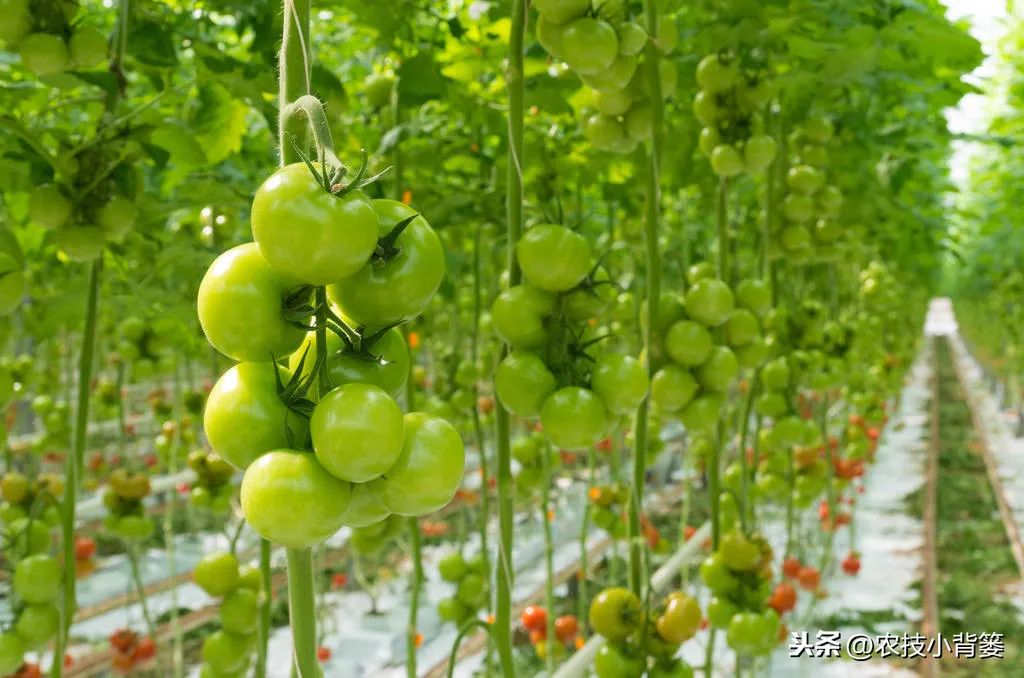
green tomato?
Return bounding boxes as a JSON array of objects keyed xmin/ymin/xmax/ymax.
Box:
[
  {"xmin": 650, "ymin": 366, "xmax": 698, "ymax": 413},
  {"xmin": 490, "ymin": 285, "xmax": 554, "ymax": 349},
  {"xmin": 364, "ymin": 73, "xmax": 394, "ymax": 108},
  {"xmin": 438, "ymin": 551, "xmax": 468, "ymax": 582},
  {"xmin": 786, "ymin": 165, "xmax": 825, "ymax": 194},
  {"xmin": 15, "ymin": 603, "xmax": 59, "ymax": 648},
  {"xmin": 782, "ymin": 193, "xmax": 814, "ymax": 222},
  {"xmin": 754, "ymin": 392, "xmax": 788, "ymax": 418},
  {"xmin": 803, "ymin": 116, "xmax": 834, "ymax": 143},
  {"xmin": 511, "ymin": 435, "xmax": 542, "ymax": 465},
  {"xmin": 29, "ymin": 184, "xmax": 72, "ymax": 230},
  {"xmin": 582, "ymin": 54, "xmax": 638, "ymax": 92},
  {"xmin": 56, "ymin": 225, "xmax": 105, "ymax": 262},
  {"xmin": 561, "ymin": 18, "xmax": 618, "ymax": 76},
  {"xmin": 220, "ymin": 588, "xmax": 260, "ymax": 635},
  {"xmin": 593, "ymin": 643, "xmax": 644, "ymax": 678},
  {"xmin": 724, "ymin": 309, "xmax": 760, "ymax": 348},
  {"xmin": 241, "ymin": 450, "xmax": 352, "ymax": 548},
  {"xmin": 814, "ymin": 219, "xmax": 842, "ymax": 242},
  {"xmin": 19, "ymin": 33, "xmax": 69, "ymax": 76},
  {"xmin": 680, "ymin": 394, "xmax": 724, "ymax": 432},
  {"xmin": 665, "ymin": 320, "xmax": 713, "ymax": 367},
  {"xmin": 692, "ymin": 91, "xmax": 719, "ymax": 126},
  {"xmin": 696, "ymin": 54, "xmax": 737, "ymax": 93},
  {"xmin": 533, "ymin": 0, "xmax": 590, "ymax": 24},
  {"xmin": 623, "ymin": 102, "xmax": 652, "ymax": 142},
  {"xmin": 70, "ymin": 26, "xmax": 108, "ymax": 68},
  {"xmin": 311, "ymin": 383, "xmax": 404, "ymax": 483},
  {"xmin": 589, "ymin": 587, "xmax": 642, "ymax": 642},
  {"xmin": 194, "ymin": 552, "xmax": 240, "ymax": 597},
  {"xmin": 368, "ymin": 413, "xmax": 464, "ymax": 516},
  {"xmin": 291, "ymin": 328, "xmax": 410, "ymax": 400},
  {"xmin": 251, "ymin": 163, "xmax": 378, "ymax": 285},
  {"xmin": 761, "ymin": 358, "xmax": 789, "ymax": 390},
  {"xmin": 198, "ymin": 243, "xmax": 309, "ymax": 363},
  {"xmin": 698, "ymin": 126, "xmax": 720, "ymax": 157},
  {"xmin": 540, "ymin": 387, "xmax": 607, "ymax": 450},
  {"xmin": 743, "ymin": 135, "xmax": 777, "ymax": 173},
  {"xmin": 0, "ymin": 267, "xmax": 25, "ymax": 315},
  {"xmin": 780, "ymin": 225, "xmax": 812, "ymax": 251},
  {"xmin": 339, "ymin": 482, "xmax": 390, "ymax": 527},
  {"xmin": 517, "ymin": 224, "xmax": 591, "ymax": 292},
  {"xmin": 734, "ymin": 279, "xmax": 772, "ymax": 316},
  {"xmin": 456, "ymin": 573, "xmax": 486, "ymax": 608},
  {"xmin": 536, "ymin": 17, "xmax": 566, "ymax": 58},
  {"xmin": 656, "ymin": 591, "xmax": 702, "ymax": 644},
  {"xmin": 205, "ymin": 362, "xmax": 308, "ymax": 470},
  {"xmin": 706, "ymin": 595, "xmax": 739, "ymax": 628},
  {"xmin": 590, "ymin": 354, "xmax": 648, "ymax": 415},
  {"xmin": 96, "ymin": 196, "xmax": 137, "ymax": 241},
  {"xmin": 437, "ymin": 596, "xmax": 469, "ymax": 623},
  {"xmin": 711, "ymin": 144, "xmax": 744, "ymax": 177},
  {"xmin": 6, "ymin": 519, "xmax": 50, "ymax": 556},
  {"xmin": 0, "ymin": 632, "xmax": 24, "ymax": 677},
  {"xmin": 583, "ymin": 114, "xmax": 632, "ymax": 153},
  {"xmin": 685, "ymin": 278, "xmax": 734, "ymax": 327},
  {"xmin": 617, "ymin": 22, "xmax": 647, "ymax": 56},
  {"xmin": 495, "ymin": 352, "xmax": 556, "ymax": 418},
  {"xmin": 202, "ymin": 630, "xmax": 252, "ymax": 674},
  {"xmin": 699, "ymin": 553, "xmax": 739, "ymax": 595},
  {"xmin": 719, "ymin": 529, "xmax": 761, "ymax": 571},
  {"xmin": 13, "ymin": 554, "xmax": 59, "ymax": 604},
  {"xmin": 649, "ymin": 660, "xmax": 695, "ymax": 678},
  {"xmin": 0, "ymin": 0, "xmax": 31, "ymax": 46},
  {"xmin": 727, "ymin": 610, "xmax": 779, "ymax": 656},
  {"xmin": 593, "ymin": 88, "xmax": 633, "ymax": 116},
  {"xmin": 328, "ymin": 200, "xmax": 445, "ymax": 327}
]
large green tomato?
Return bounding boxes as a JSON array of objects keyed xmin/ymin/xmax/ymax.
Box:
[
  {"xmin": 724, "ymin": 309, "xmax": 760, "ymax": 347},
  {"xmin": 29, "ymin": 184, "xmax": 72, "ymax": 230},
  {"xmin": 593, "ymin": 643, "xmax": 643, "ymax": 678},
  {"xmin": 198, "ymin": 243, "xmax": 308, "ymax": 363},
  {"xmin": 517, "ymin": 224, "xmax": 591, "ymax": 292},
  {"xmin": 665, "ymin": 320, "xmax": 713, "ymax": 367},
  {"xmin": 760, "ymin": 357, "xmax": 789, "ymax": 390},
  {"xmin": 15, "ymin": 603, "xmax": 59, "ymax": 647},
  {"xmin": 719, "ymin": 530, "xmax": 761, "ymax": 571},
  {"xmin": 328, "ymin": 200, "xmax": 444, "ymax": 327},
  {"xmin": 696, "ymin": 346, "xmax": 739, "ymax": 392},
  {"xmin": 680, "ymin": 394, "xmax": 724, "ymax": 432},
  {"xmin": 593, "ymin": 88, "xmax": 633, "ymax": 117},
  {"xmin": 56, "ymin": 225, "xmax": 105, "ymax": 262},
  {"xmin": 734, "ymin": 279, "xmax": 772, "ymax": 316},
  {"xmin": 695, "ymin": 54, "xmax": 737, "ymax": 93},
  {"xmin": 311, "ymin": 383, "xmax": 405, "ymax": 483},
  {"xmin": 69, "ymin": 26, "xmax": 108, "ymax": 68},
  {"xmin": 241, "ymin": 450, "xmax": 352, "ymax": 548},
  {"xmin": 0, "ymin": 0, "xmax": 31, "ymax": 46},
  {"xmin": 540, "ymin": 387, "xmax": 607, "ymax": 450},
  {"xmin": 193, "ymin": 552, "xmax": 239, "ymax": 596},
  {"xmin": 743, "ymin": 135, "xmax": 777, "ymax": 173},
  {"xmin": 727, "ymin": 610, "xmax": 779, "ymax": 655},
  {"xmin": 339, "ymin": 483, "xmax": 390, "ymax": 527},
  {"xmin": 0, "ymin": 632, "xmax": 23, "ymax": 676},
  {"xmin": 561, "ymin": 18, "xmax": 618, "ymax": 75},
  {"xmin": 590, "ymin": 354, "xmax": 648, "ymax": 415},
  {"xmin": 685, "ymin": 279, "xmax": 734, "ymax": 327},
  {"xmin": 490, "ymin": 285, "xmax": 554, "ymax": 349},
  {"xmin": 220, "ymin": 589, "xmax": 260, "ymax": 635},
  {"xmin": 617, "ymin": 22, "xmax": 647, "ymax": 56},
  {"xmin": 13, "ymin": 554, "xmax": 59, "ymax": 604},
  {"xmin": 495, "ymin": 352, "xmax": 556, "ymax": 418},
  {"xmin": 711, "ymin": 145, "xmax": 744, "ymax": 178},
  {"xmin": 368, "ymin": 412, "xmax": 464, "ymax": 516},
  {"xmin": 202, "ymin": 630, "xmax": 252, "ymax": 674},
  {"xmin": 251, "ymin": 163, "xmax": 378, "ymax": 285},
  {"xmin": 583, "ymin": 114, "xmax": 632, "ymax": 153},
  {"xmin": 699, "ymin": 554, "xmax": 738, "ymax": 595},
  {"xmin": 204, "ymin": 362, "xmax": 308, "ymax": 469},
  {"xmin": 589, "ymin": 587, "xmax": 642, "ymax": 642},
  {"xmin": 536, "ymin": 18, "xmax": 566, "ymax": 59},
  {"xmin": 650, "ymin": 366, "xmax": 698, "ymax": 413},
  {"xmin": 782, "ymin": 194, "xmax": 814, "ymax": 222},
  {"xmin": 706, "ymin": 596, "xmax": 739, "ymax": 628},
  {"xmin": 533, "ymin": 0, "xmax": 589, "ymax": 24},
  {"xmin": 656, "ymin": 592, "xmax": 701, "ymax": 643},
  {"xmin": 290, "ymin": 328, "xmax": 410, "ymax": 399},
  {"xmin": 19, "ymin": 33, "xmax": 69, "ymax": 76}
]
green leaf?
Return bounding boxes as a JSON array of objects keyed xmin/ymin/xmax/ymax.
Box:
[{"xmin": 190, "ymin": 83, "xmax": 250, "ymax": 165}]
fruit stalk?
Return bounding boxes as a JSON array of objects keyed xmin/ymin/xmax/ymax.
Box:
[
  {"xmin": 406, "ymin": 517, "xmax": 422, "ymax": 677},
  {"xmin": 285, "ymin": 547, "xmax": 318, "ymax": 677},
  {"xmin": 278, "ymin": 0, "xmax": 311, "ymax": 165}
]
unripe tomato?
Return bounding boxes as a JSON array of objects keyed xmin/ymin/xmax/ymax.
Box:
[
  {"xmin": 685, "ymin": 279, "xmax": 735, "ymax": 327},
  {"xmin": 202, "ymin": 630, "xmax": 252, "ymax": 674},
  {"xmin": 617, "ymin": 22, "xmax": 647, "ymax": 56},
  {"xmin": 743, "ymin": 135, "xmax": 777, "ymax": 173},
  {"xmin": 692, "ymin": 91, "xmax": 719, "ymax": 125},
  {"xmin": 583, "ymin": 54, "xmax": 638, "ymax": 92},
  {"xmin": 194, "ymin": 552, "xmax": 240, "ymax": 597},
  {"xmin": 719, "ymin": 529, "xmax": 761, "ymax": 571},
  {"xmin": 198, "ymin": 243, "xmax": 309, "ymax": 363},
  {"xmin": 15, "ymin": 603, "xmax": 59, "ymax": 647},
  {"xmin": 583, "ymin": 113, "xmax": 630, "ymax": 153},
  {"xmin": 655, "ymin": 592, "xmax": 701, "ymax": 643},
  {"xmin": 724, "ymin": 309, "xmax": 760, "ymax": 347},
  {"xmin": 593, "ymin": 643, "xmax": 643, "ymax": 677},
  {"xmin": 782, "ymin": 194, "xmax": 814, "ymax": 222},
  {"xmin": 339, "ymin": 483, "xmax": 390, "ymax": 527},
  {"xmin": 220, "ymin": 588, "xmax": 260, "ymax": 635},
  {"xmin": 251, "ymin": 163, "xmax": 378, "ymax": 285},
  {"xmin": 290, "ymin": 328, "xmax": 410, "ymax": 400},
  {"xmin": 311, "ymin": 383, "xmax": 405, "ymax": 483},
  {"xmin": 561, "ymin": 18, "xmax": 618, "ymax": 76},
  {"xmin": 0, "ymin": 632, "xmax": 23, "ymax": 676},
  {"xmin": 593, "ymin": 88, "xmax": 632, "ymax": 116},
  {"xmin": 328, "ymin": 200, "xmax": 445, "ymax": 327},
  {"xmin": 364, "ymin": 73, "xmax": 394, "ymax": 108},
  {"xmin": 367, "ymin": 412, "xmax": 464, "ymax": 516},
  {"xmin": 205, "ymin": 362, "xmax": 309, "ymax": 469},
  {"xmin": 517, "ymin": 224, "xmax": 591, "ymax": 292},
  {"xmin": 650, "ymin": 366, "xmax": 698, "ymax": 413},
  {"xmin": 491, "ymin": 285, "xmax": 554, "ymax": 348},
  {"xmin": 665, "ymin": 320, "xmax": 713, "ymax": 367},
  {"xmin": 69, "ymin": 26, "xmax": 108, "ymax": 68},
  {"xmin": 696, "ymin": 54, "xmax": 737, "ymax": 93},
  {"xmin": 649, "ymin": 660, "xmax": 694, "ymax": 678},
  {"xmin": 29, "ymin": 185, "xmax": 72, "ymax": 230},
  {"xmin": 97, "ymin": 196, "xmax": 137, "ymax": 241},
  {"xmin": 680, "ymin": 394, "xmax": 724, "ymax": 432},
  {"xmin": 438, "ymin": 552, "xmax": 468, "ymax": 582},
  {"xmin": 803, "ymin": 115, "xmax": 834, "ymax": 143},
  {"xmin": 780, "ymin": 225, "xmax": 811, "ymax": 251},
  {"xmin": 495, "ymin": 352, "xmax": 556, "ymax": 418},
  {"xmin": 5, "ymin": 519, "xmax": 50, "ymax": 556},
  {"xmin": 696, "ymin": 346, "xmax": 739, "ymax": 392},
  {"xmin": 536, "ymin": 17, "xmax": 566, "ymax": 58},
  {"xmin": 19, "ymin": 33, "xmax": 69, "ymax": 76},
  {"xmin": 711, "ymin": 144, "xmax": 745, "ymax": 177},
  {"xmin": 437, "ymin": 597, "xmax": 468, "ymax": 622},
  {"xmin": 786, "ymin": 165, "xmax": 825, "ymax": 194},
  {"xmin": 0, "ymin": 0, "xmax": 32, "ymax": 46},
  {"xmin": 540, "ymin": 387, "xmax": 607, "ymax": 450},
  {"xmin": 533, "ymin": 0, "xmax": 590, "ymax": 24},
  {"xmin": 241, "ymin": 450, "xmax": 352, "ymax": 548},
  {"xmin": 590, "ymin": 354, "xmax": 648, "ymax": 415},
  {"xmin": 624, "ymin": 102, "xmax": 652, "ymax": 142},
  {"xmin": 13, "ymin": 554, "xmax": 60, "ymax": 604},
  {"xmin": 734, "ymin": 279, "xmax": 772, "ymax": 316},
  {"xmin": 589, "ymin": 587, "xmax": 641, "ymax": 641}
]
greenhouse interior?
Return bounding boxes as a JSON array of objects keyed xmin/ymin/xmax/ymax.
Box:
[{"xmin": 0, "ymin": 0, "xmax": 1022, "ymax": 676}]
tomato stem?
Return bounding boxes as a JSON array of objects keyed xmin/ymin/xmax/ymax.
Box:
[
  {"xmin": 285, "ymin": 547, "xmax": 318, "ymax": 677},
  {"xmin": 54, "ymin": 258, "xmax": 102, "ymax": 678},
  {"xmin": 257, "ymin": 538, "xmax": 273, "ymax": 678},
  {"xmin": 278, "ymin": 0, "xmax": 311, "ymax": 166},
  {"xmin": 540, "ymin": 443, "xmax": 555, "ymax": 675},
  {"xmin": 406, "ymin": 516, "xmax": 423, "ymax": 677}
]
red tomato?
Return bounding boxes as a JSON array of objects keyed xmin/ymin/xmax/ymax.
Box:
[
  {"xmin": 841, "ymin": 552, "xmax": 861, "ymax": 576},
  {"xmin": 782, "ymin": 557, "xmax": 802, "ymax": 579},
  {"xmin": 317, "ymin": 646, "xmax": 331, "ymax": 662},
  {"xmin": 768, "ymin": 582, "xmax": 797, "ymax": 614},
  {"xmin": 520, "ymin": 605, "xmax": 548, "ymax": 632},
  {"xmin": 554, "ymin": 615, "xmax": 578, "ymax": 643},
  {"xmin": 797, "ymin": 566, "xmax": 821, "ymax": 591}
]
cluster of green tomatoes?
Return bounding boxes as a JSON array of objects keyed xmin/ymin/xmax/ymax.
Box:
[
  {"xmin": 192, "ymin": 552, "xmax": 263, "ymax": 678},
  {"xmin": 185, "ymin": 449, "xmax": 235, "ymax": 516},
  {"xmin": 197, "ymin": 158, "xmax": 461, "ymax": 550},
  {"xmin": 776, "ymin": 118, "xmax": 845, "ymax": 254},
  {"xmin": 102, "ymin": 468, "xmax": 154, "ymax": 542},
  {"xmin": 533, "ymin": 0, "xmax": 678, "ymax": 154},
  {"xmin": 436, "ymin": 550, "xmax": 489, "ymax": 628},
  {"xmin": 1, "ymin": 0, "xmax": 108, "ymax": 77},
  {"xmin": 493, "ymin": 223, "xmax": 646, "ymax": 451}
]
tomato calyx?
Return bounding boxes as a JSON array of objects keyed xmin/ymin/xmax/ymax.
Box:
[
  {"xmin": 271, "ymin": 346, "xmax": 323, "ymax": 423},
  {"xmin": 372, "ymin": 213, "xmax": 420, "ymax": 265}
]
